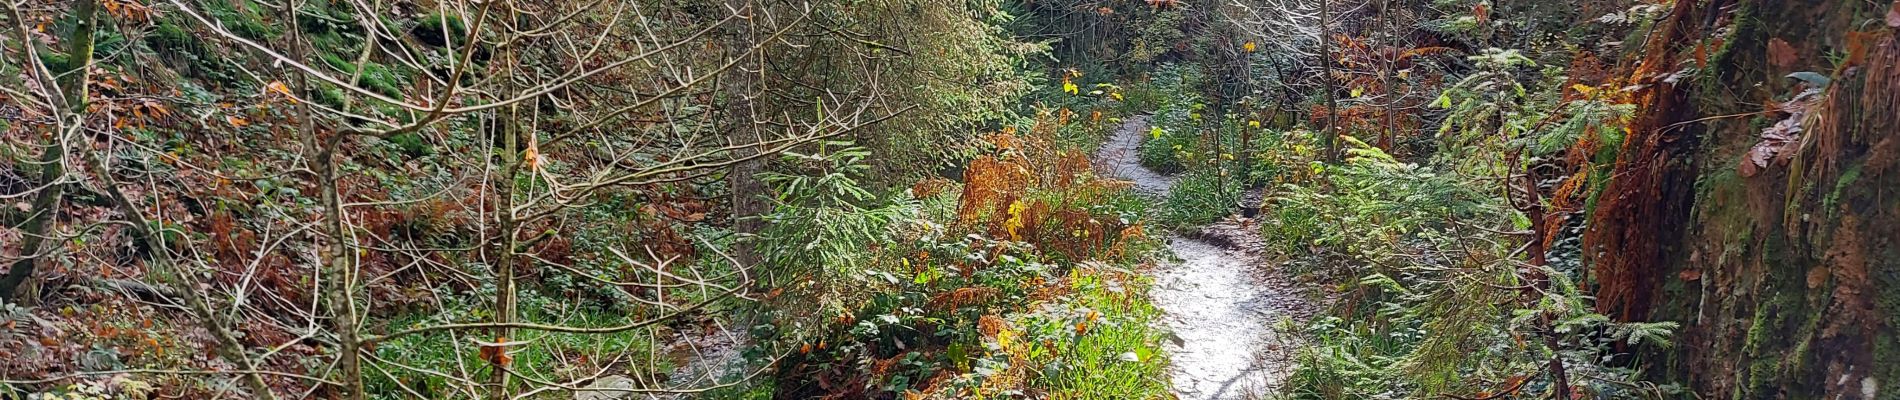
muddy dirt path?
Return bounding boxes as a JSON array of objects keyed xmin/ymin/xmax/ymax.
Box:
[{"xmin": 1094, "ymin": 116, "xmax": 1312, "ymax": 399}]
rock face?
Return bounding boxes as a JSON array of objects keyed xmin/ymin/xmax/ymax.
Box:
[{"xmin": 574, "ymin": 375, "xmax": 637, "ymax": 400}]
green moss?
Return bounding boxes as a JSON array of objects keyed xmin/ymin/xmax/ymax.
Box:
[
  {"xmin": 1823, "ymin": 163, "xmax": 1862, "ymax": 219},
  {"xmin": 311, "ymin": 86, "xmax": 346, "ymax": 109},
  {"xmin": 143, "ymin": 18, "xmax": 250, "ymax": 87},
  {"xmin": 1785, "ymin": 178, "xmax": 1816, "ymax": 227},
  {"xmin": 1703, "ymin": 168, "xmax": 1756, "ymax": 249},
  {"xmin": 36, "ymin": 50, "xmax": 69, "ymax": 73},
  {"xmin": 1699, "ymin": 2, "xmax": 1755, "ymax": 87},
  {"xmin": 368, "ymin": 293, "xmax": 660, "ymax": 398},
  {"xmin": 147, "ymin": 21, "xmax": 193, "ymax": 53},
  {"xmin": 205, "ymin": 0, "xmax": 280, "ymax": 41},
  {"xmin": 1875, "ymin": 245, "xmax": 1900, "ymax": 400},
  {"xmin": 413, "ymin": 13, "xmax": 469, "ymax": 47},
  {"xmin": 385, "ymin": 133, "xmax": 432, "ymax": 158},
  {"xmin": 1875, "ymin": 330, "xmax": 1900, "ymax": 400},
  {"xmin": 1740, "ymin": 294, "xmax": 1787, "ymax": 395},
  {"xmin": 317, "ymin": 52, "xmax": 409, "ymax": 97},
  {"xmin": 296, "ymin": 0, "xmax": 356, "ymax": 36}
]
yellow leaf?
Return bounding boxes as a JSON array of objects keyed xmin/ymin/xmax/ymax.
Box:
[
  {"xmin": 1004, "ymin": 200, "xmax": 1027, "ymax": 241},
  {"xmin": 1350, "ymin": 87, "xmax": 1364, "ymax": 97},
  {"xmin": 1062, "ymin": 80, "xmax": 1079, "ymax": 95},
  {"xmin": 1571, "ymin": 84, "xmax": 1596, "ymax": 97}
]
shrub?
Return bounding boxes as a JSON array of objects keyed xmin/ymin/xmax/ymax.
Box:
[{"xmin": 758, "ymin": 119, "xmax": 1169, "ymax": 399}]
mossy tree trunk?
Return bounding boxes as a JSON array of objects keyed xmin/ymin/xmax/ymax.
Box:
[{"xmin": 0, "ymin": 0, "xmax": 96, "ymax": 303}]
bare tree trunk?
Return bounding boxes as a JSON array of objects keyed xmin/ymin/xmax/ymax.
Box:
[
  {"xmin": 486, "ymin": 8, "xmax": 526, "ymax": 392},
  {"xmin": 316, "ymin": 133, "xmax": 367, "ymax": 400},
  {"xmin": 1317, "ymin": 0, "xmax": 1341, "ymax": 164},
  {"xmin": 489, "ymin": 99, "xmax": 523, "ymax": 400},
  {"xmin": 727, "ymin": 0, "xmax": 768, "ymax": 274},
  {"xmin": 266, "ymin": 0, "xmax": 366, "ymax": 395}
]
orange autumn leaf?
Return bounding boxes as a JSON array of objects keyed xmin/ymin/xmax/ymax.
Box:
[
  {"xmin": 225, "ymin": 115, "xmax": 249, "ymax": 127},
  {"xmin": 476, "ymin": 337, "xmax": 516, "ymax": 367},
  {"xmin": 144, "ymin": 100, "xmax": 171, "ymax": 117},
  {"xmin": 523, "ymin": 142, "xmax": 544, "ymax": 171},
  {"xmin": 265, "ymin": 81, "xmax": 299, "ymax": 104}
]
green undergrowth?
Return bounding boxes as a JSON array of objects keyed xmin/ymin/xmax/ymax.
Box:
[
  {"xmin": 711, "ymin": 99, "xmax": 1172, "ymax": 399},
  {"xmin": 1012, "ymin": 266, "xmax": 1171, "ymax": 399},
  {"xmin": 1134, "ymin": 64, "xmax": 1281, "ymax": 231},
  {"xmin": 370, "ymin": 293, "xmax": 661, "ymax": 399},
  {"xmin": 1257, "ymin": 137, "xmax": 1684, "ymax": 399},
  {"xmin": 1136, "ymin": 65, "xmax": 1210, "ymax": 175},
  {"xmin": 1157, "ymin": 168, "xmax": 1240, "ymax": 229}
]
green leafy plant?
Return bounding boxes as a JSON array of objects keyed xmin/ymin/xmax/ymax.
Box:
[{"xmin": 1157, "ymin": 168, "xmax": 1238, "ymax": 229}]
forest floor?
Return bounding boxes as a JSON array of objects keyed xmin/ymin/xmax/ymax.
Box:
[{"xmin": 1094, "ymin": 116, "xmax": 1317, "ymax": 399}]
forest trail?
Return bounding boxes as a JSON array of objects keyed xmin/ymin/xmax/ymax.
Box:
[{"xmin": 1094, "ymin": 117, "xmax": 1311, "ymax": 399}]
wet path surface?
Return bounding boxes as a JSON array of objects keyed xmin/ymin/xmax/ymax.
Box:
[{"xmin": 1094, "ymin": 116, "xmax": 1311, "ymax": 399}]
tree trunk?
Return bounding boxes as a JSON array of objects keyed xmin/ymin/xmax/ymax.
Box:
[
  {"xmin": 1317, "ymin": 0, "xmax": 1342, "ymax": 164},
  {"xmin": 0, "ymin": 0, "xmax": 95, "ymax": 303},
  {"xmin": 727, "ymin": 0, "xmax": 768, "ymax": 274},
  {"xmin": 316, "ymin": 133, "xmax": 367, "ymax": 400}
]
